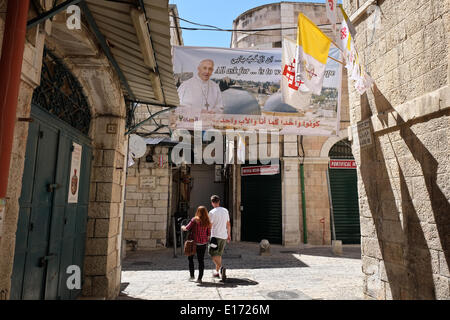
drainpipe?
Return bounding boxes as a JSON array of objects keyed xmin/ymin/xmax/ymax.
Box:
[
  {"xmin": 0, "ymin": 0, "xmax": 31, "ymax": 201},
  {"xmin": 300, "ymin": 163, "xmax": 307, "ymax": 244},
  {"xmin": 299, "ymin": 136, "xmax": 307, "ymax": 244}
]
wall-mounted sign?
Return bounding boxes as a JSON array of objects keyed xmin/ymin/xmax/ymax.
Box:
[
  {"xmin": 241, "ymin": 164, "xmax": 280, "ymax": 176},
  {"xmin": 357, "ymin": 119, "xmax": 373, "ymax": 148},
  {"xmin": 68, "ymin": 143, "xmax": 82, "ymax": 203},
  {"xmin": 140, "ymin": 176, "xmax": 156, "ymax": 189},
  {"xmin": 329, "ymin": 159, "xmax": 357, "ymax": 169}
]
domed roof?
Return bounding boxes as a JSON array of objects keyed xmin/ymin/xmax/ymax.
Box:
[
  {"xmin": 222, "ymin": 88, "xmax": 261, "ymax": 115},
  {"xmin": 262, "ymin": 92, "xmax": 299, "ymax": 113}
]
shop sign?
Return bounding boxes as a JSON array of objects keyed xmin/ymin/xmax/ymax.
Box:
[
  {"xmin": 329, "ymin": 159, "xmax": 357, "ymax": 169},
  {"xmin": 241, "ymin": 164, "xmax": 280, "ymax": 176}
]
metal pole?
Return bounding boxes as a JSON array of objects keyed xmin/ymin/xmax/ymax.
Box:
[
  {"xmin": 172, "ymin": 216, "xmax": 177, "ymax": 257},
  {"xmin": 180, "ymin": 224, "xmax": 184, "ymax": 256},
  {"xmin": 0, "ymin": 0, "xmax": 31, "ymax": 200},
  {"xmin": 300, "ymin": 164, "xmax": 307, "ymax": 244},
  {"xmin": 326, "ymin": 169, "xmax": 336, "ymax": 241}
]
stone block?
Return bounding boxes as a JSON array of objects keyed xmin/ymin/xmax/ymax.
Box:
[
  {"xmin": 85, "ymin": 238, "xmax": 109, "ymax": 255},
  {"xmin": 149, "ymin": 215, "xmax": 166, "ymax": 223},
  {"xmin": 89, "ymin": 202, "xmax": 119, "ymax": 219},
  {"xmin": 94, "ymin": 219, "xmax": 110, "ymax": 237},
  {"xmin": 135, "ymin": 231, "xmax": 151, "ymax": 239},
  {"xmin": 125, "ymin": 206, "xmax": 139, "ymax": 215},
  {"xmin": 125, "ymin": 199, "xmax": 137, "ymax": 207},
  {"xmin": 126, "ymin": 192, "xmax": 142, "ymax": 200},
  {"xmin": 142, "ymin": 222, "xmax": 156, "ymax": 231},
  {"xmin": 151, "ymin": 230, "xmax": 165, "ymax": 239},
  {"xmin": 139, "ymin": 207, "xmax": 155, "ymax": 215},
  {"xmin": 127, "ymin": 221, "xmax": 143, "ymax": 231},
  {"xmin": 84, "ymin": 256, "xmax": 107, "ymax": 276},
  {"xmin": 138, "ymin": 199, "xmax": 152, "ymax": 207},
  {"xmin": 332, "ymin": 240, "xmax": 343, "ymax": 256},
  {"xmin": 135, "ymin": 215, "xmax": 149, "ymax": 222},
  {"xmin": 259, "ymin": 239, "xmax": 271, "ymax": 256},
  {"xmin": 96, "ymin": 183, "xmax": 122, "ymax": 203}
]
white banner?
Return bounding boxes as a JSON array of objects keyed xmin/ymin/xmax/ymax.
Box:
[
  {"xmin": 172, "ymin": 45, "xmax": 342, "ymax": 136},
  {"xmin": 68, "ymin": 143, "xmax": 82, "ymax": 203}
]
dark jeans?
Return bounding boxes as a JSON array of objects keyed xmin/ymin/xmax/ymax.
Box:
[{"xmin": 188, "ymin": 244, "xmax": 207, "ymax": 280}]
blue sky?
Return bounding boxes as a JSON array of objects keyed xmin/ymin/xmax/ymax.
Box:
[{"xmin": 169, "ymin": 0, "xmax": 340, "ymax": 48}]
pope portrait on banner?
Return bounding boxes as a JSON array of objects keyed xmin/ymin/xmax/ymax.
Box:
[{"xmin": 177, "ymin": 59, "xmax": 224, "ymax": 116}]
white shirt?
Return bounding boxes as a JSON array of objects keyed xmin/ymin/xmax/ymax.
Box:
[
  {"xmin": 209, "ymin": 207, "xmax": 230, "ymax": 240},
  {"xmin": 177, "ymin": 75, "xmax": 224, "ymax": 115}
]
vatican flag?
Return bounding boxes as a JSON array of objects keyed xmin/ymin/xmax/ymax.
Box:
[{"xmin": 295, "ymin": 13, "xmax": 332, "ymax": 95}]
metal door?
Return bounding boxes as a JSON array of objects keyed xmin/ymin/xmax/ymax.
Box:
[
  {"xmin": 241, "ymin": 166, "xmax": 282, "ymax": 244},
  {"xmin": 11, "ymin": 105, "xmax": 92, "ymax": 300},
  {"xmin": 328, "ymin": 168, "xmax": 360, "ymax": 244},
  {"xmin": 328, "ymin": 139, "xmax": 360, "ymax": 244}
]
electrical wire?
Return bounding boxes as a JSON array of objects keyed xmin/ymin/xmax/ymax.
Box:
[{"xmin": 170, "ymin": 15, "xmax": 339, "ymax": 34}]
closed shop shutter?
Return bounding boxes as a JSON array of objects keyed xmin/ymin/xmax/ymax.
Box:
[
  {"xmin": 328, "ymin": 168, "xmax": 360, "ymax": 244},
  {"xmin": 241, "ymin": 168, "xmax": 282, "ymax": 244}
]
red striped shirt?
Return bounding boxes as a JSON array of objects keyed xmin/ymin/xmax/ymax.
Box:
[{"xmin": 186, "ymin": 218, "xmax": 211, "ymax": 244}]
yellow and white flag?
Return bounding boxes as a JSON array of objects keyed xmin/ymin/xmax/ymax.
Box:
[{"xmin": 295, "ymin": 13, "xmax": 332, "ymax": 95}]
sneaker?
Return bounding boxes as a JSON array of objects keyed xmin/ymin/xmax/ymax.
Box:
[
  {"xmin": 196, "ymin": 278, "xmax": 203, "ymax": 284},
  {"xmin": 212, "ymin": 271, "xmax": 220, "ymax": 278},
  {"xmin": 220, "ymin": 267, "xmax": 227, "ymax": 281},
  {"xmin": 189, "ymin": 277, "xmax": 195, "ymax": 282}
]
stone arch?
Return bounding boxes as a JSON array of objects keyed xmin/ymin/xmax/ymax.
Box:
[
  {"xmin": 319, "ymin": 128, "xmax": 349, "ymax": 158},
  {"xmin": 44, "ymin": 15, "xmax": 128, "ymax": 299}
]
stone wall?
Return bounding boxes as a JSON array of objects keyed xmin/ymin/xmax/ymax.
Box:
[
  {"xmin": 124, "ymin": 145, "xmax": 171, "ymax": 250},
  {"xmin": 344, "ymin": 0, "xmax": 450, "ymax": 299}
]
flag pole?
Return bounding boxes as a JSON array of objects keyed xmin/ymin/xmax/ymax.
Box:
[{"xmin": 328, "ymin": 55, "xmax": 345, "ymax": 65}]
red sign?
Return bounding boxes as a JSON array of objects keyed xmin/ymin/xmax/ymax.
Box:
[
  {"xmin": 241, "ymin": 164, "xmax": 280, "ymax": 176},
  {"xmin": 329, "ymin": 159, "xmax": 357, "ymax": 169}
]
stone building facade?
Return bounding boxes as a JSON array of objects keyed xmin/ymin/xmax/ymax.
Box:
[
  {"xmin": 0, "ymin": 0, "xmax": 177, "ymax": 300},
  {"xmin": 343, "ymin": 0, "xmax": 449, "ymax": 299},
  {"xmin": 230, "ymin": 2, "xmax": 353, "ymax": 246}
]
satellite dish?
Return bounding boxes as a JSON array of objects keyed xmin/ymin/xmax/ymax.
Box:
[{"xmin": 129, "ymin": 134, "xmax": 147, "ymax": 159}]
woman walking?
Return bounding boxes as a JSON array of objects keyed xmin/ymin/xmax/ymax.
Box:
[{"xmin": 181, "ymin": 206, "xmax": 212, "ymax": 283}]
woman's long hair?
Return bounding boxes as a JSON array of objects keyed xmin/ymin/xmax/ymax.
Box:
[{"xmin": 194, "ymin": 206, "xmax": 211, "ymax": 228}]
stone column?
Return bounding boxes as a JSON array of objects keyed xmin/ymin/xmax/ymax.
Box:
[
  {"xmin": 281, "ymin": 157, "xmax": 301, "ymax": 246},
  {"xmin": 82, "ymin": 114, "xmax": 127, "ymax": 299},
  {"xmin": 281, "ymin": 135, "xmax": 301, "ymax": 246},
  {"xmin": 302, "ymin": 157, "xmax": 332, "ymax": 245}
]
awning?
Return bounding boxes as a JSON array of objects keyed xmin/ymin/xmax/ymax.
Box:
[{"xmin": 83, "ymin": 0, "xmax": 179, "ymax": 107}]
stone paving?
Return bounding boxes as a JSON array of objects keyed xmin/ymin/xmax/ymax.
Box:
[{"xmin": 118, "ymin": 242, "xmax": 363, "ymax": 300}]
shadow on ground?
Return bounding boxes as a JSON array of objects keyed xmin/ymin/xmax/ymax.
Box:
[
  {"xmin": 121, "ymin": 243, "xmax": 361, "ymax": 272},
  {"xmin": 196, "ymin": 278, "xmax": 259, "ymax": 288}
]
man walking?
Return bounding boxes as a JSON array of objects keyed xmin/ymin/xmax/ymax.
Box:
[{"xmin": 208, "ymin": 195, "xmax": 230, "ymax": 280}]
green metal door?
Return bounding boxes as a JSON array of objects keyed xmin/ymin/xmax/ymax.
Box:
[
  {"xmin": 11, "ymin": 105, "xmax": 92, "ymax": 300},
  {"xmin": 241, "ymin": 165, "xmax": 282, "ymax": 244},
  {"xmin": 328, "ymin": 139, "xmax": 360, "ymax": 245},
  {"xmin": 328, "ymin": 168, "xmax": 360, "ymax": 244}
]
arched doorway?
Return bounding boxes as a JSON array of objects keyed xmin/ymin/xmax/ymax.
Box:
[
  {"xmin": 328, "ymin": 139, "xmax": 360, "ymax": 244},
  {"xmin": 10, "ymin": 49, "xmax": 92, "ymax": 300}
]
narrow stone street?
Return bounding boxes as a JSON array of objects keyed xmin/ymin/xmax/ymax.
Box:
[{"xmin": 118, "ymin": 242, "xmax": 363, "ymax": 300}]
